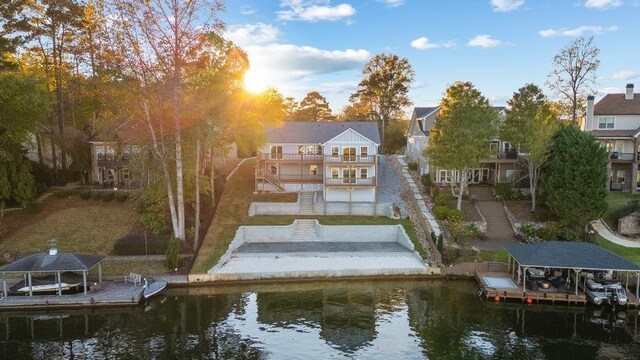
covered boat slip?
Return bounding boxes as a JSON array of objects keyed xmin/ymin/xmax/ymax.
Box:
[
  {"xmin": 477, "ymin": 241, "xmax": 640, "ymax": 306},
  {"xmin": 0, "ymin": 250, "xmax": 104, "ymax": 298}
]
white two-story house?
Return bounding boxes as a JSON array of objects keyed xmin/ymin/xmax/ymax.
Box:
[
  {"xmin": 585, "ymin": 83, "xmax": 640, "ymax": 192},
  {"xmin": 405, "ymin": 106, "xmax": 527, "ymax": 186},
  {"xmin": 256, "ymin": 122, "xmax": 380, "ymax": 202}
]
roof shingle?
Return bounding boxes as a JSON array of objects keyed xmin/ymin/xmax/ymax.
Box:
[
  {"xmin": 594, "ymin": 94, "xmax": 640, "ymax": 115},
  {"xmin": 265, "ymin": 121, "xmax": 381, "ymax": 144}
]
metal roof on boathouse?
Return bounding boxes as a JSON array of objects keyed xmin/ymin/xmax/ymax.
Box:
[{"xmin": 506, "ymin": 241, "xmax": 640, "ymax": 272}]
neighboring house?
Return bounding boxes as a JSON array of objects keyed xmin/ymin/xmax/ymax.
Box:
[
  {"xmin": 585, "ymin": 83, "xmax": 640, "ymax": 192},
  {"xmin": 256, "ymin": 122, "xmax": 381, "ymax": 202},
  {"xmin": 405, "ymin": 106, "xmax": 527, "ymax": 186},
  {"xmin": 89, "ymin": 139, "xmax": 238, "ymax": 188}
]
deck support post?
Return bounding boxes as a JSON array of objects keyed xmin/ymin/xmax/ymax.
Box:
[
  {"xmin": 507, "ymin": 256, "xmax": 510, "ymax": 273},
  {"xmin": 636, "ymin": 272, "xmax": 639, "ymax": 298},
  {"xmin": 574, "ymin": 269, "xmax": 581, "ymax": 296},
  {"xmin": 57, "ymin": 271, "xmax": 62, "ymax": 296},
  {"xmin": 2, "ymin": 272, "xmax": 6, "ymax": 298},
  {"xmin": 98, "ymin": 263, "xmax": 103, "ymax": 283},
  {"xmin": 522, "ymin": 266, "xmax": 528, "ymax": 293},
  {"xmin": 28, "ymin": 272, "xmax": 32, "ymax": 297},
  {"xmin": 83, "ymin": 271, "xmax": 87, "ymax": 295}
]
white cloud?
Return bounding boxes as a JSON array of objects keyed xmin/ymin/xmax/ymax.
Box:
[
  {"xmin": 599, "ymin": 86, "xmax": 626, "ymax": 94},
  {"xmin": 584, "ymin": 0, "xmax": 623, "ymax": 9},
  {"xmin": 240, "ymin": 6, "xmax": 256, "ymax": 15},
  {"xmin": 611, "ymin": 70, "xmax": 639, "ymax": 80},
  {"xmin": 467, "ymin": 35, "xmax": 503, "ymax": 48},
  {"xmin": 539, "ymin": 25, "xmax": 618, "ymax": 37},
  {"xmin": 319, "ymin": 80, "xmax": 359, "ymax": 94},
  {"xmin": 225, "ymin": 23, "xmax": 280, "ymax": 47},
  {"xmin": 490, "ymin": 0, "xmax": 524, "ymax": 12},
  {"xmin": 277, "ymin": 0, "xmax": 356, "ymax": 22},
  {"xmin": 410, "ymin": 37, "xmax": 440, "ymax": 50},
  {"xmin": 376, "ymin": 0, "xmax": 405, "ymax": 7}
]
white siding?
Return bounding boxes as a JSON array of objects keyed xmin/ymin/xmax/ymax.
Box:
[
  {"xmin": 597, "ymin": 115, "xmax": 640, "ymax": 130},
  {"xmin": 325, "ymin": 188, "xmax": 375, "ymax": 202}
]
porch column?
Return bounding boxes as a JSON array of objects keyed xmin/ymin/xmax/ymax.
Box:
[
  {"xmin": 83, "ymin": 271, "xmax": 87, "ymax": 295},
  {"xmin": 574, "ymin": 269, "xmax": 582, "ymax": 296},
  {"xmin": 632, "ymin": 161, "xmax": 638, "ymax": 194},
  {"xmin": 522, "ymin": 266, "xmax": 528, "ymax": 293},
  {"xmin": 57, "ymin": 271, "xmax": 62, "ymax": 296}
]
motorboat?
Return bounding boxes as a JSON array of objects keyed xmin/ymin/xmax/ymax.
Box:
[
  {"xmin": 143, "ymin": 279, "xmax": 168, "ymax": 299},
  {"xmin": 18, "ymin": 283, "xmax": 70, "ymax": 293},
  {"xmin": 583, "ymin": 278, "xmax": 628, "ymax": 306}
]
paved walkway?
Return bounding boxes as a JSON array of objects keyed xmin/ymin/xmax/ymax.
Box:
[
  {"xmin": 469, "ymin": 186, "xmax": 517, "ymax": 250},
  {"xmin": 591, "ymin": 219, "xmax": 640, "ymax": 248},
  {"xmin": 377, "ymin": 156, "xmax": 406, "ymax": 213}
]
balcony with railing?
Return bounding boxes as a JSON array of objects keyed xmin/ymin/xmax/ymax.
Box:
[
  {"xmin": 258, "ymin": 152, "xmax": 376, "ymax": 164},
  {"xmin": 97, "ymin": 153, "xmax": 131, "ymax": 166},
  {"xmin": 324, "ymin": 176, "xmax": 376, "ymax": 186},
  {"xmin": 609, "ymin": 152, "xmax": 636, "ymax": 161}
]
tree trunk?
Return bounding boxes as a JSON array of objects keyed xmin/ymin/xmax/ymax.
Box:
[
  {"xmin": 528, "ymin": 159, "xmax": 537, "ymax": 213},
  {"xmin": 209, "ymin": 149, "xmax": 215, "ymax": 204},
  {"xmin": 194, "ymin": 137, "xmax": 201, "ymax": 253},
  {"xmin": 53, "ymin": 34, "xmax": 67, "ymax": 172}
]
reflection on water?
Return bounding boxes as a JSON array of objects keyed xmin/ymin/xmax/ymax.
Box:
[{"xmin": 1, "ymin": 280, "xmax": 639, "ymax": 359}]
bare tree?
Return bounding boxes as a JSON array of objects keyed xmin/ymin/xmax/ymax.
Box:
[
  {"xmin": 111, "ymin": 0, "xmax": 223, "ymax": 240},
  {"xmin": 547, "ymin": 36, "xmax": 600, "ymax": 126}
]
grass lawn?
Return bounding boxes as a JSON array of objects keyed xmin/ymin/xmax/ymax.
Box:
[
  {"xmin": 192, "ymin": 159, "xmax": 426, "ymax": 273},
  {"xmin": 603, "ymin": 192, "xmax": 640, "ymax": 229},
  {"xmin": 99, "ymin": 260, "xmax": 169, "ymax": 276},
  {"xmin": 454, "ymin": 249, "xmax": 509, "ymax": 264},
  {"xmin": 252, "ymin": 193, "xmax": 298, "ymax": 203},
  {"xmin": 593, "ymin": 235, "xmax": 640, "ymax": 265},
  {"xmin": 0, "ymin": 206, "xmax": 138, "ymax": 257}
]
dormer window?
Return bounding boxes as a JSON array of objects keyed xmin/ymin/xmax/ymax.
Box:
[{"xmin": 598, "ymin": 116, "xmax": 614, "ymax": 129}]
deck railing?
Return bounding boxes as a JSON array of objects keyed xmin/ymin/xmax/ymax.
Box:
[
  {"xmin": 258, "ymin": 152, "xmax": 376, "ymax": 164},
  {"xmin": 324, "ymin": 177, "xmax": 376, "ymax": 186}
]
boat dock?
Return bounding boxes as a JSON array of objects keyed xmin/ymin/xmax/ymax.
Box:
[{"xmin": 0, "ymin": 282, "xmax": 144, "ymax": 310}]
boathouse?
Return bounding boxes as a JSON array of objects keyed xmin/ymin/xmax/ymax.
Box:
[
  {"xmin": 477, "ymin": 241, "xmax": 640, "ymax": 305},
  {"xmin": 1, "ymin": 248, "xmax": 104, "ymax": 298}
]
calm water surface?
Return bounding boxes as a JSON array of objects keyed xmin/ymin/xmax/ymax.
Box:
[{"xmin": 1, "ymin": 280, "xmax": 639, "ymax": 359}]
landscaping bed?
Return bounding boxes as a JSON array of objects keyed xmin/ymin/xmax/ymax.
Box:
[{"xmin": 603, "ymin": 192, "xmax": 640, "ymax": 230}]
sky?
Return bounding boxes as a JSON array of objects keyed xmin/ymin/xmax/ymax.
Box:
[{"xmin": 221, "ymin": 0, "xmax": 640, "ymax": 113}]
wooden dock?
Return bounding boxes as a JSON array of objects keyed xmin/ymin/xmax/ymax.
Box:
[
  {"xmin": 476, "ymin": 271, "xmax": 588, "ymax": 305},
  {"xmin": 0, "ymin": 282, "xmax": 144, "ymax": 310}
]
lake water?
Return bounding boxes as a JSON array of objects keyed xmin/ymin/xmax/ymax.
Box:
[{"xmin": 1, "ymin": 280, "xmax": 639, "ymax": 359}]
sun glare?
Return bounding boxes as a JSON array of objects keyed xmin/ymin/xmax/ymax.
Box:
[{"xmin": 243, "ymin": 69, "xmax": 270, "ymax": 93}]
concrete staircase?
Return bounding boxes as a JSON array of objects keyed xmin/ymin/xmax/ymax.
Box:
[
  {"xmin": 469, "ymin": 186, "xmax": 515, "ymax": 241},
  {"xmin": 298, "ymin": 192, "xmax": 315, "ymax": 215},
  {"xmin": 291, "ymin": 219, "xmax": 320, "ymax": 241}
]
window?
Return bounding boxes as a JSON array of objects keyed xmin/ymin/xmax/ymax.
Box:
[
  {"xmin": 316, "ymin": 145, "xmax": 323, "ymax": 155},
  {"xmin": 108, "ymin": 169, "xmax": 115, "ymax": 180},
  {"xmin": 270, "ymin": 165, "xmax": 278, "ymax": 175},
  {"xmin": 106, "ymin": 148, "xmax": 115, "ymax": 161},
  {"xmin": 342, "ymin": 168, "xmax": 356, "ymax": 183},
  {"xmin": 331, "ymin": 146, "xmax": 339, "ymax": 156},
  {"xmin": 342, "ymin": 147, "xmax": 356, "ymax": 162},
  {"xmin": 96, "ymin": 145, "xmax": 105, "ymax": 160},
  {"xmin": 121, "ymin": 168, "xmax": 130, "ymax": 180},
  {"xmin": 503, "ymin": 142, "xmax": 513, "ymax": 152},
  {"xmin": 310, "ymin": 165, "xmax": 318, "ymax": 176},
  {"xmin": 298, "ymin": 145, "xmax": 305, "ymax": 155},
  {"xmin": 506, "ymin": 169, "xmax": 514, "ymax": 180},
  {"xmin": 270, "ymin": 146, "xmax": 283, "ymax": 159},
  {"xmin": 598, "ymin": 116, "xmax": 615, "ymax": 129},
  {"xmin": 331, "ymin": 168, "xmax": 339, "ymax": 178},
  {"xmin": 617, "ymin": 170, "xmax": 626, "ymax": 184},
  {"xmin": 360, "ymin": 168, "xmax": 368, "ymax": 179},
  {"xmin": 360, "ymin": 146, "xmax": 368, "ymax": 157},
  {"xmin": 439, "ymin": 170, "xmax": 451, "ymax": 182}
]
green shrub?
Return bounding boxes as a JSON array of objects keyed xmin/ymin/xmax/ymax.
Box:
[
  {"xmin": 519, "ymin": 224, "xmax": 537, "ymax": 237},
  {"xmin": 165, "ymin": 236, "xmax": 184, "ymax": 269},
  {"xmin": 141, "ymin": 212, "xmax": 171, "ymax": 235},
  {"xmin": 79, "ymin": 191, "xmax": 92, "ymax": 200},
  {"xmin": 100, "ymin": 191, "xmax": 115, "ymax": 202},
  {"xmin": 434, "ymin": 192, "xmax": 453, "ymax": 207},
  {"xmin": 537, "ymin": 221, "xmax": 562, "ymax": 240},
  {"xmin": 407, "ymin": 161, "xmax": 418, "ymax": 171},
  {"xmin": 447, "ymin": 209, "xmax": 464, "ymax": 222},
  {"xmin": 115, "ymin": 192, "xmax": 129, "ymax": 203},
  {"xmin": 90, "ymin": 191, "xmax": 101, "ymax": 200},
  {"xmin": 533, "ymin": 206, "xmax": 553, "ymax": 221},
  {"xmin": 465, "ymin": 223, "xmax": 483, "ymax": 237},
  {"xmin": 436, "ymin": 234, "xmax": 444, "ymax": 252},
  {"xmin": 421, "ymin": 174, "xmax": 432, "ymax": 188},
  {"xmin": 560, "ymin": 229, "xmax": 580, "ymax": 241},
  {"xmin": 434, "ymin": 206, "xmax": 449, "ymax": 220},
  {"xmin": 494, "ymin": 183, "xmax": 521, "ymax": 201},
  {"xmin": 25, "ymin": 202, "xmax": 42, "ymax": 214}
]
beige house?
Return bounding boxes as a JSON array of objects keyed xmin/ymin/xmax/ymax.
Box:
[
  {"xmin": 585, "ymin": 83, "xmax": 640, "ymax": 192},
  {"xmin": 405, "ymin": 106, "xmax": 528, "ymax": 187},
  {"xmin": 256, "ymin": 122, "xmax": 380, "ymax": 203}
]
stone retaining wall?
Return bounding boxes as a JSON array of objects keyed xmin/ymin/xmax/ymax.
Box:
[{"xmin": 249, "ymin": 200, "xmax": 393, "ymax": 217}]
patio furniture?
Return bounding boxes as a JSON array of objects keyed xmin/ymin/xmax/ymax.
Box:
[{"xmin": 124, "ymin": 273, "xmax": 142, "ymax": 286}]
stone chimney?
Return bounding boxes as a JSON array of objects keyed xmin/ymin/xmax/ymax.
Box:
[
  {"xmin": 626, "ymin": 83, "xmax": 634, "ymax": 100},
  {"xmin": 586, "ymin": 95, "xmax": 595, "ymax": 131}
]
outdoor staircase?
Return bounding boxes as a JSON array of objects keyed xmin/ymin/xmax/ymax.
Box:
[
  {"xmin": 298, "ymin": 192, "xmax": 315, "ymax": 215},
  {"xmin": 258, "ymin": 169, "xmax": 285, "ymax": 192},
  {"xmin": 469, "ymin": 186, "xmax": 515, "ymax": 241},
  {"xmin": 291, "ymin": 219, "xmax": 320, "ymax": 241}
]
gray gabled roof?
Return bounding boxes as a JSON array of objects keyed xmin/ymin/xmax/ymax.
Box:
[
  {"xmin": 506, "ymin": 241, "xmax": 640, "ymax": 271},
  {"xmin": 0, "ymin": 252, "xmax": 105, "ymax": 273},
  {"xmin": 265, "ymin": 121, "xmax": 380, "ymax": 144},
  {"xmin": 414, "ymin": 107, "xmax": 439, "ymax": 119}
]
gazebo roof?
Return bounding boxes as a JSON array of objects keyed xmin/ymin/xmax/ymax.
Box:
[
  {"xmin": 0, "ymin": 252, "xmax": 105, "ymax": 273},
  {"xmin": 506, "ymin": 241, "xmax": 640, "ymax": 272}
]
